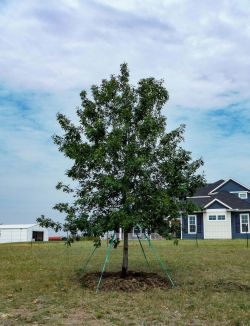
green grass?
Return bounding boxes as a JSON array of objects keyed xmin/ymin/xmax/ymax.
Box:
[{"xmin": 0, "ymin": 240, "xmax": 250, "ymax": 325}]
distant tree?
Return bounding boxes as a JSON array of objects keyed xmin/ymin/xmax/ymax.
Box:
[{"xmin": 38, "ymin": 64, "xmax": 205, "ymax": 277}]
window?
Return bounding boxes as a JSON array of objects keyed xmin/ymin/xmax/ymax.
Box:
[
  {"xmin": 208, "ymin": 214, "xmax": 226, "ymax": 221},
  {"xmin": 240, "ymin": 214, "xmax": 249, "ymax": 233},
  {"xmin": 239, "ymin": 192, "xmax": 247, "ymax": 199},
  {"xmin": 188, "ymin": 215, "xmax": 197, "ymax": 234},
  {"xmin": 230, "ymin": 191, "xmax": 248, "ymax": 199},
  {"xmin": 208, "ymin": 215, "xmax": 226, "ymax": 221}
]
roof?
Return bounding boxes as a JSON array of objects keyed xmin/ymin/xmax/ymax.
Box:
[
  {"xmin": 189, "ymin": 191, "xmax": 250, "ymax": 210},
  {"xmin": 194, "ymin": 180, "xmax": 224, "ymax": 196},
  {"xmin": 0, "ymin": 224, "xmax": 38, "ymax": 229},
  {"xmin": 209, "ymin": 178, "xmax": 250, "ymax": 193}
]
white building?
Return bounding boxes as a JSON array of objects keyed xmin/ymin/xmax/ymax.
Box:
[{"xmin": 0, "ymin": 224, "xmax": 48, "ymax": 244}]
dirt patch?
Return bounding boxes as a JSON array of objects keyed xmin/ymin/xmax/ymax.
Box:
[{"xmin": 80, "ymin": 271, "xmax": 170, "ymax": 292}]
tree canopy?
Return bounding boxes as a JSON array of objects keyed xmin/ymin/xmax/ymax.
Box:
[{"xmin": 38, "ymin": 63, "xmax": 205, "ymax": 275}]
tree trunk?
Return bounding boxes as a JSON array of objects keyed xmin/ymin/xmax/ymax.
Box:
[{"xmin": 121, "ymin": 230, "xmax": 128, "ymax": 277}]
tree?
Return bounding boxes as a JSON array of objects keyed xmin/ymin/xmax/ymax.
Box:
[{"xmin": 38, "ymin": 64, "xmax": 205, "ymax": 277}]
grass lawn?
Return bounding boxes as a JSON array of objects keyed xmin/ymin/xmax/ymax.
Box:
[{"xmin": 0, "ymin": 239, "xmax": 250, "ymax": 325}]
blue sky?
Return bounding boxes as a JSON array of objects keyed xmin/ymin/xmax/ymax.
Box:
[{"xmin": 1, "ymin": 0, "xmax": 250, "ymax": 224}]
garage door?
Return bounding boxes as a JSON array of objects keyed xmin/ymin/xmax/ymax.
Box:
[{"xmin": 204, "ymin": 211, "xmax": 232, "ymax": 239}]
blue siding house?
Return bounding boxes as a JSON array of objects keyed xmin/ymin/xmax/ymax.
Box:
[{"xmin": 181, "ymin": 178, "xmax": 250, "ymax": 239}]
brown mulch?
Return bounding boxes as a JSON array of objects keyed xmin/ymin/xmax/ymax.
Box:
[{"xmin": 80, "ymin": 271, "xmax": 170, "ymax": 292}]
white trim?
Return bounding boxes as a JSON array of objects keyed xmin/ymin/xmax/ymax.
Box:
[
  {"xmin": 208, "ymin": 180, "xmax": 226, "ymax": 194},
  {"xmin": 193, "ymin": 209, "xmax": 250, "ymax": 213},
  {"xmin": 240, "ymin": 213, "xmax": 250, "ymax": 233},
  {"xmin": 180, "ymin": 217, "xmax": 183, "ymax": 239},
  {"xmin": 188, "ymin": 215, "xmax": 197, "ymax": 234},
  {"xmin": 187, "ymin": 196, "xmax": 210, "ymax": 198},
  {"xmin": 203, "ymin": 198, "xmax": 232, "ymax": 209},
  {"xmin": 230, "ymin": 191, "xmax": 248, "ymax": 193},
  {"xmin": 209, "ymin": 178, "xmax": 250, "ymax": 194}
]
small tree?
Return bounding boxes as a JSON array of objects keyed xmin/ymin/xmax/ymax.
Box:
[{"xmin": 38, "ymin": 64, "xmax": 205, "ymax": 277}]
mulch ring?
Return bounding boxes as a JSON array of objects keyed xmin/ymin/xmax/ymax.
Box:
[{"xmin": 80, "ymin": 271, "xmax": 170, "ymax": 292}]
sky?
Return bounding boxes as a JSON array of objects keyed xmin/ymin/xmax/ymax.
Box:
[{"xmin": 0, "ymin": 0, "xmax": 250, "ymax": 225}]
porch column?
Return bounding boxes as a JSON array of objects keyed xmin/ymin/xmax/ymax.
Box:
[{"xmin": 119, "ymin": 227, "xmax": 122, "ymax": 240}]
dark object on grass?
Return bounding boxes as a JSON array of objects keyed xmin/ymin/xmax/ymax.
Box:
[{"xmin": 81, "ymin": 271, "xmax": 169, "ymax": 292}]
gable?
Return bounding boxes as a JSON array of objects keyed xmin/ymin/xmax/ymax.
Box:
[
  {"xmin": 210, "ymin": 179, "xmax": 250, "ymax": 194},
  {"xmin": 205, "ymin": 200, "xmax": 229, "ymax": 209}
]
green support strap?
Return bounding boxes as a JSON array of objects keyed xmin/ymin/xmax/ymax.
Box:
[
  {"xmin": 79, "ymin": 245, "xmax": 98, "ymax": 278},
  {"xmin": 136, "ymin": 233, "xmax": 150, "ymax": 269},
  {"xmin": 96, "ymin": 234, "xmax": 115, "ymax": 293},
  {"xmin": 144, "ymin": 233, "xmax": 175, "ymax": 288}
]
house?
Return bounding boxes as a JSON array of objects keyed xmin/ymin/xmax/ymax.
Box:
[
  {"xmin": 0, "ymin": 224, "xmax": 49, "ymax": 244},
  {"xmin": 181, "ymin": 178, "xmax": 250, "ymax": 239}
]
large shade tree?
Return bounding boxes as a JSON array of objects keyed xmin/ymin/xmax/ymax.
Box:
[{"xmin": 38, "ymin": 64, "xmax": 205, "ymax": 277}]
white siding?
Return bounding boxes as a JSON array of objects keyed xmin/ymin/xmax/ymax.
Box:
[
  {"xmin": 203, "ymin": 209, "xmax": 232, "ymax": 239},
  {"xmin": 0, "ymin": 224, "xmax": 48, "ymax": 243},
  {"xmin": 0, "ymin": 228, "xmax": 28, "ymax": 243}
]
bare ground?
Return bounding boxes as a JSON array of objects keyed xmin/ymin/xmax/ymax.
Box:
[{"xmin": 81, "ymin": 271, "xmax": 170, "ymax": 292}]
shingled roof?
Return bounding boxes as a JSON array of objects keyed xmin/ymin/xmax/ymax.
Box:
[
  {"xmin": 190, "ymin": 191, "xmax": 250, "ymax": 210},
  {"xmin": 194, "ymin": 180, "xmax": 224, "ymax": 196},
  {"xmin": 188, "ymin": 178, "xmax": 250, "ymax": 211}
]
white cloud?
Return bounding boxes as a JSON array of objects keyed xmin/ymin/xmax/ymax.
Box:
[
  {"xmin": 0, "ymin": 0, "xmax": 250, "ymax": 223},
  {"xmin": 0, "ymin": 0, "xmax": 249, "ymax": 109}
]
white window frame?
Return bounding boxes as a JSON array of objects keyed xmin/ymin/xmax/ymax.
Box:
[
  {"xmin": 238, "ymin": 192, "xmax": 247, "ymax": 199},
  {"xmin": 240, "ymin": 214, "xmax": 250, "ymax": 233},
  {"xmin": 208, "ymin": 214, "xmax": 226, "ymax": 221},
  {"xmin": 188, "ymin": 215, "xmax": 197, "ymax": 234}
]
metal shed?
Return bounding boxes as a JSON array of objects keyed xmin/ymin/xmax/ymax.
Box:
[{"xmin": 0, "ymin": 224, "xmax": 48, "ymax": 243}]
